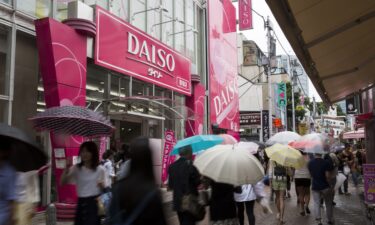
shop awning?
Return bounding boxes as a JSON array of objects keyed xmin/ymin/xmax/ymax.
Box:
[
  {"xmin": 106, "ymin": 96, "xmax": 197, "ymax": 120},
  {"xmin": 343, "ymin": 129, "xmax": 365, "ymax": 139},
  {"xmin": 266, "ymin": 0, "xmax": 375, "ymax": 104}
]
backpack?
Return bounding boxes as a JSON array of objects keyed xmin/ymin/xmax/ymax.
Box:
[{"xmin": 273, "ymin": 163, "xmax": 287, "ymax": 179}]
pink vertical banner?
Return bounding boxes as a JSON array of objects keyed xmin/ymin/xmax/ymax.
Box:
[
  {"xmin": 99, "ymin": 137, "xmax": 108, "ymax": 160},
  {"xmin": 161, "ymin": 130, "xmax": 176, "ymax": 184},
  {"xmin": 239, "ymin": 0, "xmax": 253, "ymax": 31},
  {"xmin": 364, "ymin": 164, "xmax": 375, "ymax": 204}
]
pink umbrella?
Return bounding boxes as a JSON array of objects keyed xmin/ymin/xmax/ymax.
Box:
[
  {"xmin": 219, "ymin": 134, "xmax": 238, "ymax": 144},
  {"xmin": 30, "ymin": 106, "xmax": 114, "ymax": 137}
]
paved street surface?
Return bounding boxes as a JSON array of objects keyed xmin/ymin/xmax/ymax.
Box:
[{"xmin": 33, "ymin": 183, "xmax": 370, "ymax": 225}]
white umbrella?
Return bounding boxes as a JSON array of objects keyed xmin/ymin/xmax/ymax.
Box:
[
  {"xmin": 300, "ymin": 133, "xmax": 329, "ymax": 154},
  {"xmin": 236, "ymin": 142, "xmax": 259, "ymax": 154},
  {"xmin": 194, "ymin": 145, "xmax": 264, "ymax": 186},
  {"xmin": 266, "ymin": 131, "xmax": 301, "ymax": 146}
]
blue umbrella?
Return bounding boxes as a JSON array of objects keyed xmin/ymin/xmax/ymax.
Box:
[{"xmin": 170, "ymin": 135, "xmax": 224, "ymax": 155}]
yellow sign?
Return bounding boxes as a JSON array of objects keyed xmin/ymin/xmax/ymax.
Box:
[{"xmin": 298, "ymin": 123, "xmax": 308, "ymax": 135}]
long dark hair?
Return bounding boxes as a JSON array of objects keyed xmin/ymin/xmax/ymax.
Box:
[
  {"xmin": 78, "ymin": 141, "xmax": 99, "ymax": 170},
  {"xmin": 128, "ymin": 137, "xmax": 155, "ymax": 181}
]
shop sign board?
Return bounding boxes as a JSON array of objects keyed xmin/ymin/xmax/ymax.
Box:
[
  {"xmin": 239, "ymin": 0, "xmax": 253, "ymax": 31},
  {"xmin": 240, "ymin": 112, "xmax": 260, "ymax": 126},
  {"xmin": 95, "ymin": 7, "xmax": 192, "ymax": 96},
  {"xmin": 277, "ymin": 82, "xmax": 287, "ymax": 107},
  {"xmin": 208, "ymin": 0, "xmax": 240, "ymax": 131},
  {"xmin": 161, "ymin": 130, "xmax": 176, "ymax": 184},
  {"xmin": 364, "ymin": 164, "xmax": 375, "ymax": 204},
  {"xmin": 262, "ymin": 110, "xmax": 269, "ymax": 141}
]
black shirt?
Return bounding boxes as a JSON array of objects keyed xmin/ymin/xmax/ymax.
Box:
[{"xmin": 209, "ymin": 182, "xmax": 237, "ymax": 221}]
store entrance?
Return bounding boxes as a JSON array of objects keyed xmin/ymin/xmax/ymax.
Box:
[{"xmin": 110, "ymin": 113, "xmax": 163, "ymax": 149}]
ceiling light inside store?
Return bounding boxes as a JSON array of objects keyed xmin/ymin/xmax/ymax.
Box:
[
  {"xmin": 37, "ymin": 108, "xmax": 45, "ymax": 112},
  {"xmin": 37, "ymin": 86, "xmax": 44, "ymax": 91},
  {"xmin": 37, "ymin": 101, "xmax": 46, "ymax": 106},
  {"xmin": 100, "ymin": 82, "xmax": 104, "ymax": 84}
]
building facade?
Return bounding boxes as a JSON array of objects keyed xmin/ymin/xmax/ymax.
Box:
[{"xmin": 1, "ymin": 0, "xmax": 240, "ymax": 206}]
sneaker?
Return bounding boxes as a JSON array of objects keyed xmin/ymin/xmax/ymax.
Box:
[
  {"xmin": 345, "ymin": 192, "xmax": 351, "ymax": 196},
  {"xmin": 300, "ymin": 211, "xmax": 306, "ymax": 216},
  {"xmin": 327, "ymin": 221, "xmax": 334, "ymax": 225},
  {"xmin": 332, "ymin": 201, "xmax": 336, "ymax": 206},
  {"xmin": 316, "ymin": 218, "xmax": 322, "ymax": 225},
  {"xmin": 306, "ymin": 206, "xmax": 311, "ymax": 214}
]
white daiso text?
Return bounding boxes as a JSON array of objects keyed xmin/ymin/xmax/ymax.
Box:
[
  {"xmin": 148, "ymin": 68, "xmax": 163, "ymax": 79},
  {"xmin": 127, "ymin": 32, "xmax": 176, "ymax": 72},
  {"xmin": 213, "ymin": 80, "xmax": 236, "ymax": 116}
]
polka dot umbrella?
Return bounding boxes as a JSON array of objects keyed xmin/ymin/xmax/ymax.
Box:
[{"xmin": 30, "ymin": 106, "xmax": 115, "ymax": 137}]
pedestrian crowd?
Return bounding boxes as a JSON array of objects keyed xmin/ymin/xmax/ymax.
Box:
[{"xmin": 0, "ymin": 134, "xmax": 366, "ymax": 225}]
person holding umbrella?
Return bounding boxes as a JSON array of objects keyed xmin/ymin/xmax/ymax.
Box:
[
  {"xmin": 0, "ymin": 139, "xmax": 17, "ymax": 225},
  {"xmin": 61, "ymin": 141, "xmax": 105, "ymax": 225}
]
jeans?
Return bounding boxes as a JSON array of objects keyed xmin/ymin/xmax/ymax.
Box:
[
  {"xmin": 177, "ymin": 211, "xmax": 196, "ymax": 225},
  {"xmin": 312, "ymin": 189, "xmax": 334, "ymax": 222},
  {"xmin": 340, "ymin": 174, "xmax": 349, "ymax": 193},
  {"xmin": 236, "ymin": 201, "xmax": 255, "ymax": 225},
  {"xmin": 352, "ymin": 171, "xmax": 360, "ymax": 186}
]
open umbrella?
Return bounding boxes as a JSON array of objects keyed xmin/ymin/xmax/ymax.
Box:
[
  {"xmin": 0, "ymin": 123, "xmax": 47, "ymax": 172},
  {"xmin": 294, "ymin": 133, "xmax": 328, "ymax": 154},
  {"xmin": 266, "ymin": 131, "xmax": 301, "ymax": 146},
  {"xmin": 30, "ymin": 106, "xmax": 114, "ymax": 137},
  {"xmin": 236, "ymin": 142, "xmax": 259, "ymax": 154},
  {"xmin": 330, "ymin": 142, "xmax": 345, "ymax": 153},
  {"xmin": 194, "ymin": 145, "xmax": 264, "ymax": 185},
  {"xmin": 219, "ymin": 134, "xmax": 238, "ymax": 144},
  {"xmin": 265, "ymin": 143, "xmax": 305, "ymax": 169},
  {"xmin": 170, "ymin": 135, "xmax": 223, "ymax": 155}
]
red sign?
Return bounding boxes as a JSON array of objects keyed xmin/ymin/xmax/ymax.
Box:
[
  {"xmin": 95, "ymin": 7, "xmax": 192, "ymax": 96},
  {"xmin": 161, "ymin": 130, "xmax": 176, "ymax": 184},
  {"xmin": 239, "ymin": 0, "xmax": 253, "ymax": 30},
  {"xmin": 208, "ymin": 0, "xmax": 240, "ymax": 131}
]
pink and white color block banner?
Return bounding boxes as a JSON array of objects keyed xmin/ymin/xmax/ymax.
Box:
[
  {"xmin": 161, "ymin": 130, "xmax": 176, "ymax": 184},
  {"xmin": 208, "ymin": 0, "xmax": 240, "ymax": 132},
  {"xmin": 95, "ymin": 7, "xmax": 192, "ymax": 96},
  {"xmin": 239, "ymin": 0, "xmax": 253, "ymax": 31}
]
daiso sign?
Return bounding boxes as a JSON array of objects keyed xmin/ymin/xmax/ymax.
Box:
[{"xmin": 95, "ymin": 7, "xmax": 191, "ymax": 95}]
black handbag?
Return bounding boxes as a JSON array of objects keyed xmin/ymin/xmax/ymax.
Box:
[{"xmin": 180, "ymin": 162, "xmax": 206, "ymax": 221}]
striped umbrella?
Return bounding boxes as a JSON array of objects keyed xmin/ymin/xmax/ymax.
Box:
[{"xmin": 30, "ymin": 106, "xmax": 114, "ymax": 137}]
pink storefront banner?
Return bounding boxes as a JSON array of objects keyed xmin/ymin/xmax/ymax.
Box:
[
  {"xmin": 161, "ymin": 130, "xmax": 176, "ymax": 184},
  {"xmin": 239, "ymin": 0, "xmax": 253, "ymax": 31},
  {"xmin": 208, "ymin": 0, "xmax": 240, "ymax": 132},
  {"xmin": 95, "ymin": 7, "xmax": 192, "ymax": 96},
  {"xmin": 364, "ymin": 164, "xmax": 375, "ymax": 204}
]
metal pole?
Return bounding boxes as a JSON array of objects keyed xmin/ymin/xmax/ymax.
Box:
[
  {"xmin": 266, "ymin": 17, "xmax": 273, "ymax": 136},
  {"xmin": 291, "ymin": 69, "xmax": 296, "ymax": 132}
]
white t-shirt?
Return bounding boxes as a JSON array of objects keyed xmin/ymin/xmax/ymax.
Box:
[
  {"xmin": 102, "ymin": 160, "xmax": 115, "ymax": 188},
  {"xmin": 69, "ymin": 165, "xmax": 105, "ymax": 197},
  {"xmin": 15, "ymin": 171, "xmax": 40, "ymax": 203},
  {"xmin": 234, "ymin": 181, "xmax": 266, "ymax": 202}
]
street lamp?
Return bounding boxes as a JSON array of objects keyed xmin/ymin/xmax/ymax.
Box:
[
  {"xmin": 151, "ymin": 18, "xmax": 185, "ymax": 34},
  {"xmin": 167, "ymin": 28, "xmax": 198, "ymax": 41},
  {"xmin": 131, "ymin": 5, "xmax": 168, "ymax": 21}
]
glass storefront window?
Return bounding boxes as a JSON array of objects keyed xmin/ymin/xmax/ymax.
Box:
[
  {"xmin": 185, "ymin": 0, "xmax": 195, "ymax": 62},
  {"xmin": 0, "ymin": 100, "xmax": 8, "ymax": 123},
  {"xmin": 174, "ymin": 0, "xmax": 185, "ymax": 53},
  {"xmin": 130, "ymin": 0, "xmax": 146, "ymax": 31},
  {"xmin": 86, "ymin": 65, "xmax": 108, "ymax": 111},
  {"xmin": 147, "ymin": 0, "xmax": 161, "ymax": 39},
  {"xmin": 161, "ymin": 0, "xmax": 173, "ymax": 47},
  {"xmin": 0, "ymin": 25, "xmax": 10, "ymax": 96},
  {"xmin": 56, "ymin": 2, "xmax": 68, "ymax": 21},
  {"xmin": 0, "ymin": 0, "xmax": 11, "ymax": 5},
  {"xmin": 17, "ymin": 0, "xmax": 51, "ymax": 18},
  {"xmin": 110, "ymin": 0, "xmax": 129, "ymax": 21}
]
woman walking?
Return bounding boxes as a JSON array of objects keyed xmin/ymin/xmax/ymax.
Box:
[
  {"xmin": 205, "ymin": 178, "xmax": 239, "ymax": 225},
  {"xmin": 109, "ymin": 137, "xmax": 167, "ymax": 225},
  {"xmin": 61, "ymin": 141, "xmax": 105, "ymax": 225},
  {"xmin": 294, "ymin": 152, "xmax": 311, "ymax": 216},
  {"xmin": 234, "ymin": 181, "xmax": 266, "ymax": 225},
  {"xmin": 269, "ymin": 160, "xmax": 290, "ymax": 224}
]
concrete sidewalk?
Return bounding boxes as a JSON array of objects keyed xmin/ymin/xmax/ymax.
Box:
[{"xmin": 33, "ymin": 183, "xmax": 370, "ymax": 225}]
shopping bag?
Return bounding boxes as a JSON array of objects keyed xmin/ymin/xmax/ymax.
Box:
[{"xmin": 335, "ymin": 173, "xmax": 347, "ymax": 190}]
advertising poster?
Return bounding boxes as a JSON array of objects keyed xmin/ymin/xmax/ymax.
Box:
[
  {"xmin": 208, "ymin": 0, "xmax": 240, "ymax": 132},
  {"xmin": 364, "ymin": 164, "xmax": 375, "ymax": 204},
  {"xmin": 161, "ymin": 130, "xmax": 176, "ymax": 184}
]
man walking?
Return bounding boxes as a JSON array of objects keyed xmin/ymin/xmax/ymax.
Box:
[
  {"xmin": 168, "ymin": 146, "xmax": 201, "ymax": 225},
  {"xmin": 308, "ymin": 153, "xmax": 335, "ymax": 225}
]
